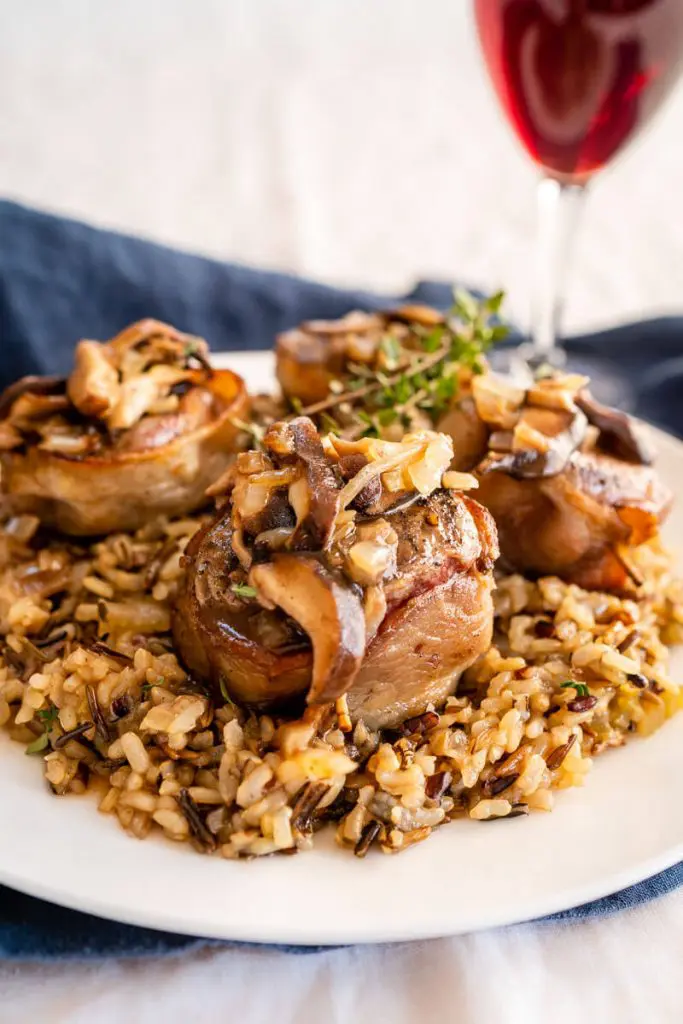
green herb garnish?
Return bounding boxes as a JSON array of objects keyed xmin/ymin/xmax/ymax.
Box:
[
  {"xmin": 231, "ymin": 583, "xmax": 257, "ymax": 600},
  {"xmin": 377, "ymin": 407, "xmax": 398, "ymax": 427},
  {"xmin": 25, "ymin": 705, "xmax": 59, "ymax": 756},
  {"xmin": 560, "ymin": 681, "xmax": 590, "ymax": 698},
  {"xmin": 141, "ymin": 677, "xmax": 164, "ymax": 695},
  {"xmin": 229, "ymin": 417, "xmax": 265, "ymax": 447},
  {"xmin": 219, "ymin": 677, "xmax": 236, "ymax": 708},
  {"xmin": 37, "ymin": 706, "xmax": 59, "ymax": 726},
  {"xmin": 422, "ymin": 325, "xmax": 446, "ymax": 353},
  {"xmin": 452, "ymin": 288, "xmax": 480, "ymax": 323},
  {"xmin": 319, "ymin": 411, "xmax": 342, "ymax": 434},
  {"xmin": 299, "ymin": 288, "xmax": 509, "ymax": 437}
]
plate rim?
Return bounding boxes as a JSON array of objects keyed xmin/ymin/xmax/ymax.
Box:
[{"xmin": 0, "ymin": 790, "xmax": 682, "ymax": 946}]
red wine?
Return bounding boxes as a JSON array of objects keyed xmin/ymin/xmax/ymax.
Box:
[{"xmin": 474, "ymin": 0, "xmax": 683, "ymax": 181}]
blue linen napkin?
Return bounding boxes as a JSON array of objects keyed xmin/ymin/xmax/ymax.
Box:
[{"xmin": 0, "ymin": 198, "xmax": 682, "ymax": 959}]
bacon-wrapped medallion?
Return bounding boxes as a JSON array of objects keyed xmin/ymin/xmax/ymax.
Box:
[
  {"xmin": 172, "ymin": 417, "xmax": 498, "ymax": 729},
  {"xmin": 0, "ymin": 321, "xmax": 248, "ymax": 535},
  {"xmin": 467, "ymin": 373, "xmax": 672, "ymax": 591}
]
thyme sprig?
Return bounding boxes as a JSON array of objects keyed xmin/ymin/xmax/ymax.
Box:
[{"xmin": 297, "ymin": 288, "xmax": 508, "ymax": 438}]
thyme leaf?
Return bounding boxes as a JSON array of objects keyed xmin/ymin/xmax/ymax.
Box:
[
  {"xmin": 26, "ymin": 705, "xmax": 59, "ymax": 755},
  {"xmin": 560, "ymin": 681, "xmax": 589, "ymax": 698}
]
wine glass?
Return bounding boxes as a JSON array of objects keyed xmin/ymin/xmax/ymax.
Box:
[{"xmin": 473, "ymin": 0, "xmax": 683, "ymax": 394}]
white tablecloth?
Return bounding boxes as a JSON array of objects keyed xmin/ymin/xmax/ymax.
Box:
[
  {"xmin": 2, "ymin": 891, "xmax": 682, "ymax": 1024},
  {"xmin": 3, "ymin": 2, "xmax": 683, "ymax": 1020}
]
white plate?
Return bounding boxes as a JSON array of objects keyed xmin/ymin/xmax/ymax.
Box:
[{"xmin": 1, "ymin": 351, "xmax": 682, "ymax": 946}]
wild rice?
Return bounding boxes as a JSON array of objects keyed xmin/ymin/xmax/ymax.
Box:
[{"xmin": 0, "ymin": 510, "xmax": 682, "ymax": 857}]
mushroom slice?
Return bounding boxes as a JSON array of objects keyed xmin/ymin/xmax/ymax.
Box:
[
  {"xmin": 113, "ymin": 383, "xmax": 214, "ymax": 453},
  {"xmin": 484, "ymin": 408, "xmax": 588, "ymax": 479},
  {"xmin": 0, "ymin": 376, "xmax": 66, "ymax": 420},
  {"xmin": 7, "ymin": 392, "xmax": 71, "ymax": 427},
  {"xmin": 390, "ymin": 304, "xmax": 445, "ymax": 327},
  {"xmin": 106, "ymin": 364, "xmax": 192, "ymax": 431},
  {"xmin": 264, "ymin": 417, "xmax": 340, "ymax": 549},
  {"xmin": 250, "ymin": 553, "xmax": 365, "ymax": 704},
  {"xmin": 576, "ymin": 389, "xmax": 653, "ymax": 465},
  {"xmin": 67, "ymin": 340, "xmax": 121, "ymax": 418},
  {"xmin": 0, "ymin": 421, "xmax": 22, "ymax": 450}
]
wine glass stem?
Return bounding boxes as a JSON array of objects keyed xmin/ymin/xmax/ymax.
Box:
[{"xmin": 529, "ymin": 176, "xmax": 587, "ymax": 368}]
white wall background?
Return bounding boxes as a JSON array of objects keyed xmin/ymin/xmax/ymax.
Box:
[{"xmin": 2, "ymin": 0, "xmax": 683, "ymax": 334}]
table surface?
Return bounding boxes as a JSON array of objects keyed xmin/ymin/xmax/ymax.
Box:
[{"xmin": 3, "ymin": 2, "xmax": 683, "ymax": 1021}]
